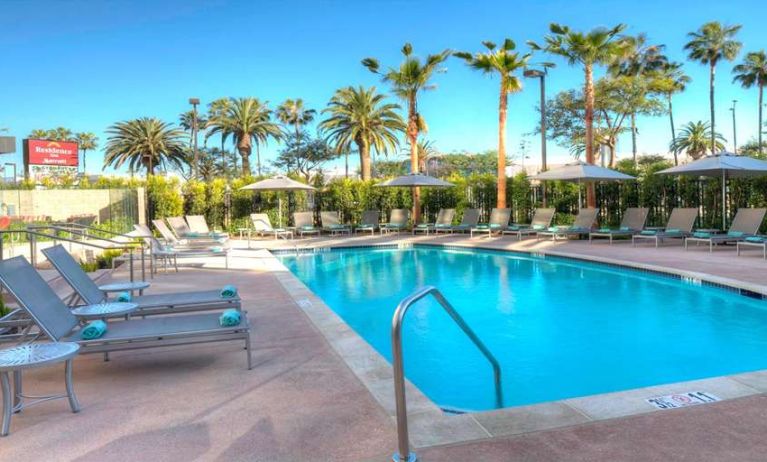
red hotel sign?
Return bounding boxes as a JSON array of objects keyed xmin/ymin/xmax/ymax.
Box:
[{"xmin": 24, "ymin": 139, "xmax": 79, "ymax": 166}]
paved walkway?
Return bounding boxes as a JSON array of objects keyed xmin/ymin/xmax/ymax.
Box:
[{"xmin": 3, "ymin": 235, "xmax": 767, "ymax": 461}]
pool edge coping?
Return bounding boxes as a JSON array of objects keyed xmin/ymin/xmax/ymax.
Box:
[{"xmin": 266, "ymin": 241, "xmax": 767, "ymax": 449}]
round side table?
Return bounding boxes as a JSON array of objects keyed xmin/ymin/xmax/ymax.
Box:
[
  {"xmin": 98, "ymin": 280, "xmax": 150, "ymax": 297},
  {"xmin": 0, "ymin": 342, "xmax": 81, "ymax": 436}
]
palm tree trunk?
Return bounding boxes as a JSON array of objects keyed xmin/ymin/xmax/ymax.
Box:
[
  {"xmin": 709, "ymin": 62, "xmax": 716, "ymax": 154},
  {"xmin": 357, "ymin": 138, "xmax": 371, "ymax": 180},
  {"xmin": 668, "ymin": 96, "xmax": 678, "ymax": 165},
  {"xmin": 584, "ymin": 63, "xmax": 596, "ymax": 207},
  {"xmin": 630, "ymin": 112, "xmax": 637, "ymax": 165},
  {"xmin": 238, "ymin": 139, "xmax": 251, "ymax": 176},
  {"xmin": 82, "ymin": 149, "xmax": 87, "ymax": 173},
  {"xmin": 408, "ymin": 93, "xmax": 421, "ymax": 222},
  {"xmin": 756, "ymin": 85, "xmax": 764, "ymax": 154},
  {"xmin": 256, "ymin": 143, "xmax": 262, "ymax": 176},
  {"xmin": 497, "ymin": 79, "xmax": 508, "ymax": 209},
  {"xmin": 221, "ymin": 137, "xmax": 227, "ymax": 177}
]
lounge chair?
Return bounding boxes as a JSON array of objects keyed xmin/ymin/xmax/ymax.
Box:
[
  {"xmin": 537, "ymin": 208, "xmax": 599, "ymax": 241},
  {"xmin": 381, "ymin": 209, "xmax": 410, "ymax": 234},
  {"xmin": 320, "ymin": 211, "xmax": 351, "ymax": 235},
  {"xmin": 436, "ymin": 208, "xmax": 480, "ymax": 235},
  {"xmin": 501, "ymin": 208, "xmax": 555, "ymax": 240},
  {"xmin": 737, "ymin": 235, "xmax": 767, "ymax": 259},
  {"xmin": 153, "ymin": 219, "xmax": 222, "ymax": 248},
  {"xmin": 0, "ymin": 256, "xmax": 252, "ymax": 369},
  {"xmin": 141, "ymin": 233, "xmax": 230, "ymax": 272},
  {"xmin": 470, "ymin": 208, "xmax": 511, "ymax": 238},
  {"xmin": 685, "ymin": 208, "xmax": 767, "ymax": 252},
  {"xmin": 186, "ymin": 215, "xmax": 229, "ymax": 239},
  {"xmin": 354, "ymin": 211, "xmax": 380, "ymax": 235},
  {"xmin": 632, "ymin": 208, "xmax": 699, "ymax": 248},
  {"xmin": 249, "ymin": 213, "xmax": 293, "ymax": 240},
  {"xmin": 413, "ymin": 209, "xmax": 455, "ymax": 235},
  {"xmin": 42, "ymin": 245, "xmax": 238, "ymax": 314},
  {"xmin": 589, "ymin": 208, "xmax": 649, "ymax": 244},
  {"xmin": 166, "ymin": 216, "xmax": 193, "ymax": 238},
  {"xmin": 293, "ymin": 212, "xmax": 320, "ymax": 238}
]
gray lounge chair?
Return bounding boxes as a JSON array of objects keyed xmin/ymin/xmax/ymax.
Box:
[
  {"xmin": 737, "ymin": 235, "xmax": 767, "ymax": 259},
  {"xmin": 413, "ymin": 209, "xmax": 455, "ymax": 235},
  {"xmin": 167, "ymin": 216, "xmax": 193, "ymax": 238},
  {"xmin": 685, "ymin": 208, "xmax": 767, "ymax": 252},
  {"xmin": 186, "ymin": 215, "xmax": 229, "ymax": 239},
  {"xmin": 537, "ymin": 208, "xmax": 599, "ymax": 241},
  {"xmin": 632, "ymin": 208, "xmax": 699, "ymax": 248},
  {"xmin": 42, "ymin": 245, "xmax": 238, "ymax": 315},
  {"xmin": 436, "ymin": 208, "xmax": 480, "ymax": 235},
  {"xmin": 249, "ymin": 213, "xmax": 292, "ymax": 240},
  {"xmin": 589, "ymin": 208, "xmax": 649, "ymax": 244},
  {"xmin": 0, "ymin": 256, "xmax": 252, "ymax": 369},
  {"xmin": 320, "ymin": 211, "xmax": 351, "ymax": 235},
  {"xmin": 471, "ymin": 208, "xmax": 511, "ymax": 238},
  {"xmin": 354, "ymin": 211, "xmax": 380, "ymax": 235},
  {"xmin": 293, "ymin": 212, "xmax": 320, "ymax": 238},
  {"xmin": 381, "ymin": 209, "xmax": 410, "ymax": 234},
  {"xmin": 153, "ymin": 219, "xmax": 222, "ymax": 248},
  {"xmin": 142, "ymin": 234, "xmax": 230, "ymax": 272},
  {"xmin": 502, "ymin": 208, "xmax": 555, "ymax": 240}
]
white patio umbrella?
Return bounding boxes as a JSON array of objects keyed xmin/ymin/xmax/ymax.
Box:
[
  {"xmin": 531, "ymin": 161, "xmax": 636, "ymax": 209},
  {"xmin": 657, "ymin": 152, "xmax": 767, "ymax": 229},
  {"xmin": 375, "ymin": 173, "xmax": 455, "ymax": 188},
  {"xmin": 240, "ymin": 175, "xmax": 316, "ymax": 228}
]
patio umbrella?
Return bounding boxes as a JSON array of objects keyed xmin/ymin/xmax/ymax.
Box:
[
  {"xmin": 657, "ymin": 152, "xmax": 767, "ymax": 229},
  {"xmin": 240, "ymin": 175, "xmax": 316, "ymax": 228},
  {"xmin": 531, "ymin": 161, "xmax": 636, "ymax": 209},
  {"xmin": 375, "ymin": 173, "xmax": 455, "ymax": 223}
]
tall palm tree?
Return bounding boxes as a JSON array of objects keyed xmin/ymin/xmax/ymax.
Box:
[
  {"xmin": 51, "ymin": 127, "xmax": 74, "ymax": 141},
  {"xmin": 319, "ymin": 86, "xmax": 405, "ymax": 180},
  {"xmin": 684, "ymin": 22, "xmax": 742, "ymax": 153},
  {"xmin": 104, "ymin": 118, "xmax": 187, "ymax": 175},
  {"xmin": 206, "ymin": 98, "xmax": 233, "ymax": 174},
  {"xmin": 530, "ymin": 23, "xmax": 627, "ymax": 207},
  {"xmin": 654, "ymin": 62, "xmax": 691, "ymax": 165},
  {"xmin": 28, "ymin": 129, "xmax": 51, "ymax": 139},
  {"xmin": 670, "ymin": 121, "xmax": 726, "ymax": 160},
  {"xmin": 276, "ymin": 99, "xmax": 316, "ymax": 137},
  {"xmin": 74, "ymin": 132, "xmax": 98, "ymax": 174},
  {"xmin": 206, "ymin": 97, "xmax": 282, "ymax": 176},
  {"xmin": 362, "ymin": 43, "xmax": 450, "ymax": 221},
  {"xmin": 455, "ymin": 39, "xmax": 530, "ymax": 208},
  {"xmin": 732, "ymin": 50, "xmax": 767, "ymax": 154}
]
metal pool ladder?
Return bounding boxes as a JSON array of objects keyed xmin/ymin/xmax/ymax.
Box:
[{"xmin": 391, "ymin": 286, "xmax": 503, "ymax": 462}]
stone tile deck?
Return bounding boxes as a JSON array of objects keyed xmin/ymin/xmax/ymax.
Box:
[{"xmin": 3, "ymin": 234, "xmax": 767, "ymax": 461}]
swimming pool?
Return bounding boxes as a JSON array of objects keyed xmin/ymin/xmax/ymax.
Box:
[{"xmin": 278, "ymin": 245, "xmax": 767, "ymax": 411}]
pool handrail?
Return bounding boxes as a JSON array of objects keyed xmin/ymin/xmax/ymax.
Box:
[{"xmin": 391, "ymin": 285, "xmax": 503, "ymax": 462}]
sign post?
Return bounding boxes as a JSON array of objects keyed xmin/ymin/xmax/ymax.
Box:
[{"xmin": 22, "ymin": 139, "xmax": 79, "ymax": 182}]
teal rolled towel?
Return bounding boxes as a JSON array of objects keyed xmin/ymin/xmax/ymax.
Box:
[
  {"xmin": 640, "ymin": 230, "xmax": 657, "ymax": 235},
  {"xmin": 186, "ymin": 232, "xmax": 201, "ymax": 238},
  {"xmin": 728, "ymin": 231, "xmax": 745, "ymax": 238},
  {"xmin": 665, "ymin": 228, "xmax": 681, "ymax": 234},
  {"xmin": 116, "ymin": 291, "xmax": 132, "ymax": 302},
  {"xmin": 693, "ymin": 231, "xmax": 711, "ymax": 238},
  {"xmin": 211, "ymin": 246, "xmax": 224, "ymax": 253},
  {"xmin": 532, "ymin": 224, "xmax": 545, "ymax": 231},
  {"xmin": 599, "ymin": 227, "xmax": 612, "ymax": 232},
  {"xmin": 745, "ymin": 236, "xmax": 766, "ymax": 243},
  {"xmin": 81, "ymin": 320, "xmax": 107, "ymax": 340},
  {"xmin": 221, "ymin": 285, "xmax": 238, "ymax": 298},
  {"xmin": 219, "ymin": 309, "xmax": 241, "ymax": 327}
]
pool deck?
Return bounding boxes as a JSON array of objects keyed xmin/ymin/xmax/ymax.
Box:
[{"xmin": 4, "ymin": 233, "xmax": 767, "ymax": 461}]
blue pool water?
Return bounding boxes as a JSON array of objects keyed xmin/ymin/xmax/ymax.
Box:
[{"xmin": 278, "ymin": 246, "xmax": 767, "ymax": 411}]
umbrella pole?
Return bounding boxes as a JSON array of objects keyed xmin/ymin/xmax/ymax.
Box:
[
  {"xmin": 279, "ymin": 195, "xmax": 283, "ymax": 229},
  {"xmin": 722, "ymin": 170, "xmax": 726, "ymax": 230},
  {"xmin": 578, "ymin": 180, "xmax": 582, "ymax": 211}
]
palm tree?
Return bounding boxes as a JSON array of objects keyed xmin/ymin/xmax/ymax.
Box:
[
  {"xmin": 206, "ymin": 97, "xmax": 282, "ymax": 176},
  {"xmin": 74, "ymin": 132, "xmax": 98, "ymax": 173},
  {"xmin": 206, "ymin": 98, "xmax": 233, "ymax": 174},
  {"xmin": 654, "ymin": 62, "xmax": 691, "ymax": 165},
  {"xmin": 51, "ymin": 127, "xmax": 74, "ymax": 141},
  {"xmin": 455, "ymin": 39, "xmax": 530, "ymax": 208},
  {"xmin": 362, "ymin": 43, "xmax": 450, "ymax": 221},
  {"xmin": 732, "ymin": 50, "xmax": 767, "ymax": 154},
  {"xmin": 319, "ymin": 86, "xmax": 405, "ymax": 180},
  {"xmin": 28, "ymin": 129, "xmax": 51, "ymax": 139},
  {"xmin": 276, "ymin": 99, "xmax": 316, "ymax": 137},
  {"xmin": 670, "ymin": 121, "xmax": 726, "ymax": 160},
  {"xmin": 684, "ymin": 22, "xmax": 742, "ymax": 153},
  {"xmin": 530, "ymin": 23, "xmax": 627, "ymax": 207},
  {"xmin": 104, "ymin": 118, "xmax": 187, "ymax": 175}
]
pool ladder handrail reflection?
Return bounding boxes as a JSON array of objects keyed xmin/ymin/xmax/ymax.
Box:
[{"xmin": 391, "ymin": 285, "xmax": 503, "ymax": 462}]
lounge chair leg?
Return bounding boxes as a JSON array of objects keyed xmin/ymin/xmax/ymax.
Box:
[
  {"xmin": 103, "ymin": 352, "xmax": 110, "ymax": 362},
  {"xmin": 12, "ymin": 372, "xmax": 21, "ymax": 412},
  {"xmin": 245, "ymin": 335, "xmax": 253, "ymax": 370},
  {"xmin": 1, "ymin": 371, "xmax": 11, "ymax": 436},
  {"xmin": 64, "ymin": 359, "xmax": 80, "ymax": 413}
]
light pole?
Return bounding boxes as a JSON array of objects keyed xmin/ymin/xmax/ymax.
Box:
[
  {"xmin": 3, "ymin": 163, "xmax": 16, "ymax": 186},
  {"xmin": 730, "ymin": 99, "xmax": 738, "ymax": 154},
  {"xmin": 189, "ymin": 97, "xmax": 200, "ymax": 177},
  {"xmin": 524, "ymin": 66, "xmax": 551, "ymax": 206}
]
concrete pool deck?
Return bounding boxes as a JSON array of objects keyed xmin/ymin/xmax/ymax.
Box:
[{"xmin": 3, "ymin": 234, "xmax": 767, "ymax": 461}]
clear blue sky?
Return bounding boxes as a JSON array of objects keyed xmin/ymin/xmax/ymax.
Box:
[{"xmin": 1, "ymin": 0, "xmax": 765, "ymax": 175}]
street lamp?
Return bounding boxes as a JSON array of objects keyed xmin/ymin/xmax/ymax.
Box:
[
  {"xmin": 730, "ymin": 99, "xmax": 738, "ymax": 154},
  {"xmin": 189, "ymin": 97, "xmax": 200, "ymax": 177},
  {"xmin": 524, "ymin": 64, "xmax": 553, "ymax": 206}
]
